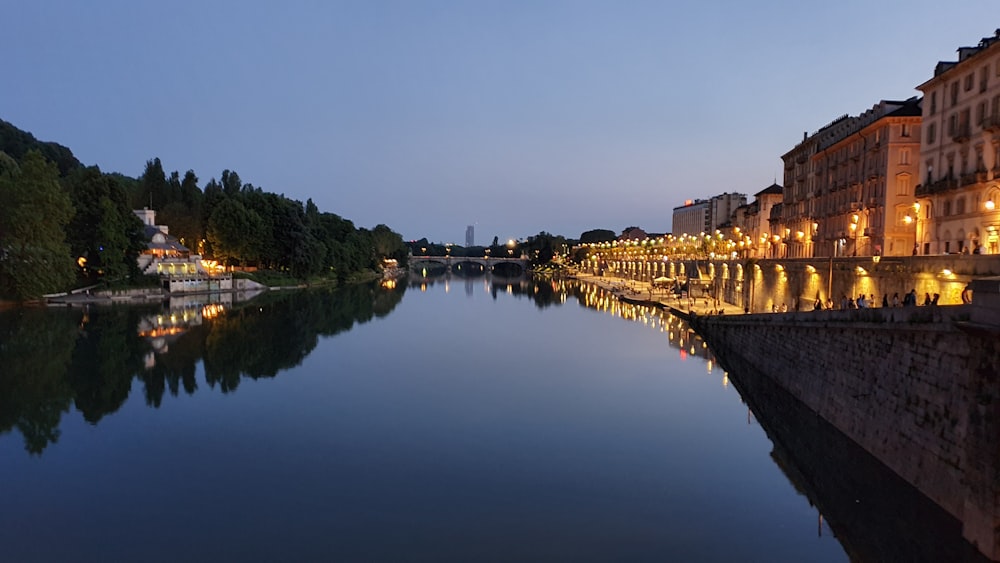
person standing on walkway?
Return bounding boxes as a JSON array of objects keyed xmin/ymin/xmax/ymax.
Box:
[{"xmin": 882, "ymin": 294, "xmax": 889, "ymax": 308}]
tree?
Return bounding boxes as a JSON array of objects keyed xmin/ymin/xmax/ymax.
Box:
[
  {"xmin": 206, "ymin": 198, "xmax": 264, "ymax": 266},
  {"xmin": 580, "ymin": 229, "xmax": 616, "ymax": 244},
  {"xmin": 0, "ymin": 151, "xmax": 76, "ymax": 300},
  {"xmin": 137, "ymin": 158, "xmax": 168, "ymax": 210},
  {"xmin": 65, "ymin": 166, "xmax": 145, "ymax": 283},
  {"xmin": 221, "ymin": 169, "xmax": 242, "ymax": 197},
  {"xmin": 370, "ymin": 224, "xmax": 407, "ymax": 264}
]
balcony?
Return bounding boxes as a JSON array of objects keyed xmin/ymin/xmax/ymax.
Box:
[
  {"xmin": 982, "ymin": 114, "xmax": 1000, "ymax": 133},
  {"xmin": 960, "ymin": 173, "xmax": 979, "ymax": 186},
  {"xmin": 951, "ymin": 123, "xmax": 971, "ymax": 142},
  {"xmin": 915, "ymin": 177, "xmax": 959, "ymax": 196}
]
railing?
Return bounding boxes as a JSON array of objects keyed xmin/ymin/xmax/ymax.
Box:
[
  {"xmin": 951, "ymin": 123, "xmax": 971, "ymax": 142},
  {"xmin": 915, "ymin": 177, "xmax": 960, "ymax": 196},
  {"xmin": 981, "ymin": 114, "xmax": 1000, "ymax": 132}
]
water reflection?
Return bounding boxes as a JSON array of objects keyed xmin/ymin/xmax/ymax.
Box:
[
  {"xmin": 556, "ymin": 278, "xmax": 987, "ymax": 561},
  {"xmin": 0, "ymin": 283, "xmax": 405, "ymax": 454}
]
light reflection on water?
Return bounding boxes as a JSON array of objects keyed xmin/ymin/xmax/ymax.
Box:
[{"xmin": 0, "ymin": 274, "xmax": 975, "ymax": 561}]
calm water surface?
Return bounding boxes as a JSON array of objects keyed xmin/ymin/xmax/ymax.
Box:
[{"xmin": 0, "ymin": 275, "xmax": 970, "ymax": 561}]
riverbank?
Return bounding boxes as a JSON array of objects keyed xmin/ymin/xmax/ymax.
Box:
[{"xmin": 571, "ymin": 272, "xmax": 740, "ymax": 318}]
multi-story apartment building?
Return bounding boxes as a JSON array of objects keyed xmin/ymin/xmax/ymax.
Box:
[
  {"xmin": 916, "ymin": 30, "xmax": 1000, "ymax": 255},
  {"xmin": 780, "ymin": 98, "xmax": 922, "ymax": 258},
  {"xmin": 671, "ymin": 193, "xmax": 748, "ymax": 238},
  {"xmin": 672, "ymin": 199, "xmax": 711, "ymax": 237},
  {"xmin": 710, "ymin": 192, "xmax": 747, "ymax": 232}
]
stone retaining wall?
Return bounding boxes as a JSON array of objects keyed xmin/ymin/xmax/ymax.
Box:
[{"xmin": 689, "ymin": 282, "xmax": 1000, "ymax": 560}]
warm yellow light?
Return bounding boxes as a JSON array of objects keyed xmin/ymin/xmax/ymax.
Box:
[
  {"xmin": 852, "ymin": 214, "xmax": 859, "ymax": 223},
  {"xmin": 942, "ymin": 269, "xmax": 953, "ymax": 276},
  {"xmin": 903, "ymin": 215, "xmax": 913, "ymax": 225},
  {"xmin": 796, "ymin": 231, "xmax": 805, "ymax": 239},
  {"xmin": 849, "ymin": 223, "xmax": 858, "ymax": 232},
  {"xmin": 805, "ymin": 265, "xmax": 816, "ymax": 274},
  {"xmin": 986, "ymin": 200, "xmax": 996, "ymax": 211}
]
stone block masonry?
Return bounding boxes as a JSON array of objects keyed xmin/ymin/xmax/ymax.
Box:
[{"xmin": 689, "ymin": 282, "xmax": 1000, "ymax": 560}]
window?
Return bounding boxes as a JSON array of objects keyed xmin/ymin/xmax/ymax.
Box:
[
  {"xmin": 930, "ymin": 91, "xmax": 937, "ymax": 115},
  {"xmin": 949, "ymin": 113, "xmax": 958, "ymax": 136},
  {"xmin": 944, "ymin": 200, "xmax": 952, "ymax": 216},
  {"xmin": 951, "ymin": 81, "xmax": 959, "ymax": 106},
  {"xmin": 982, "ymin": 66, "xmax": 990, "ymax": 93},
  {"xmin": 957, "ymin": 197, "xmax": 966, "ymax": 215},
  {"xmin": 901, "ymin": 123, "xmax": 911, "ymax": 137},
  {"xmin": 978, "ymin": 102, "xmax": 987, "ymax": 125},
  {"xmin": 900, "ymin": 148, "xmax": 910, "ymax": 165},
  {"xmin": 896, "ymin": 174, "xmax": 910, "ymax": 196},
  {"xmin": 965, "ymin": 73, "xmax": 974, "ymax": 91},
  {"xmin": 927, "ymin": 122, "xmax": 936, "ymax": 144}
]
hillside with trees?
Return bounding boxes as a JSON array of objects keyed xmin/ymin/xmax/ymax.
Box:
[{"xmin": 0, "ymin": 120, "xmax": 408, "ymax": 301}]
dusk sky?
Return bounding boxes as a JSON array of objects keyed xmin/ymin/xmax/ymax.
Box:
[{"xmin": 4, "ymin": 1, "xmax": 996, "ymax": 243}]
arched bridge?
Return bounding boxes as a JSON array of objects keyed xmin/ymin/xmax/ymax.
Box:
[{"xmin": 409, "ymin": 256, "xmax": 529, "ymax": 273}]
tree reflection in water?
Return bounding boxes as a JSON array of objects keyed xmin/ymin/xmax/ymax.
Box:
[{"xmin": 0, "ymin": 282, "xmax": 406, "ymax": 454}]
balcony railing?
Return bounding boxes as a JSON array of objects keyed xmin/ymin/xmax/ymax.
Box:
[
  {"xmin": 960, "ymin": 173, "xmax": 979, "ymax": 186},
  {"xmin": 982, "ymin": 114, "xmax": 1000, "ymax": 132},
  {"xmin": 915, "ymin": 177, "xmax": 960, "ymax": 196}
]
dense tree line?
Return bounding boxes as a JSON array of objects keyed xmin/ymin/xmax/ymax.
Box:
[{"xmin": 0, "ymin": 120, "xmax": 408, "ymax": 300}]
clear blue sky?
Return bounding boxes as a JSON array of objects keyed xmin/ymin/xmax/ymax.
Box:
[{"xmin": 3, "ymin": 1, "xmax": 996, "ymax": 243}]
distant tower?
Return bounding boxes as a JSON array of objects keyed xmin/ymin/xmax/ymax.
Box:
[{"xmin": 465, "ymin": 225, "xmax": 475, "ymax": 246}]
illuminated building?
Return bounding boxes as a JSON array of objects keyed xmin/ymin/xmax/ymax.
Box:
[{"xmin": 916, "ymin": 29, "xmax": 1000, "ymax": 255}]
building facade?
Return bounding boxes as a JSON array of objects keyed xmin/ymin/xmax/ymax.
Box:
[
  {"xmin": 710, "ymin": 192, "xmax": 748, "ymax": 232},
  {"xmin": 465, "ymin": 225, "xmax": 475, "ymax": 247},
  {"xmin": 672, "ymin": 199, "xmax": 711, "ymax": 237},
  {"xmin": 780, "ymin": 98, "xmax": 922, "ymax": 258},
  {"xmin": 672, "ymin": 193, "xmax": 748, "ymax": 239},
  {"xmin": 916, "ymin": 30, "xmax": 1000, "ymax": 255}
]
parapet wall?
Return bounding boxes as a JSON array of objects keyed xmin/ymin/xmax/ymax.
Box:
[{"xmin": 689, "ymin": 289, "xmax": 1000, "ymax": 559}]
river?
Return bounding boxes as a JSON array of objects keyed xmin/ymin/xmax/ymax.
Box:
[{"xmin": 0, "ymin": 275, "xmax": 981, "ymax": 562}]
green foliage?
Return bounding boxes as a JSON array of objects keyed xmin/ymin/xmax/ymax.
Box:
[
  {"xmin": 1, "ymin": 118, "xmax": 410, "ymax": 291},
  {"xmin": 206, "ymin": 197, "xmax": 264, "ymax": 266},
  {"xmin": 0, "ymin": 151, "xmax": 76, "ymax": 299},
  {"xmin": 0, "ymin": 119, "xmax": 82, "ymax": 176},
  {"xmin": 579, "ymin": 229, "xmax": 616, "ymax": 244},
  {"xmin": 522, "ymin": 231, "xmax": 568, "ymax": 265},
  {"xmin": 64, "ymin": 166, "xmax": 146, "ymax": 283}
]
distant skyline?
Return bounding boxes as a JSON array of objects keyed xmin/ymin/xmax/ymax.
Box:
[{"xmin": 3, "ymin": 1, "xmax": 997, "ymax": 243}]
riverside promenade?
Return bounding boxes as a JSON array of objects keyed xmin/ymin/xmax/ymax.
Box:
[{"xmin": 571, "ymin": 272, "xmax": 739, "ymax": 317}]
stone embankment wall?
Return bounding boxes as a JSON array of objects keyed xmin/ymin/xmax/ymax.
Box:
[{"xmin": 689, "ymin": 277, "xmax": 1000, "ymax": 560}]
